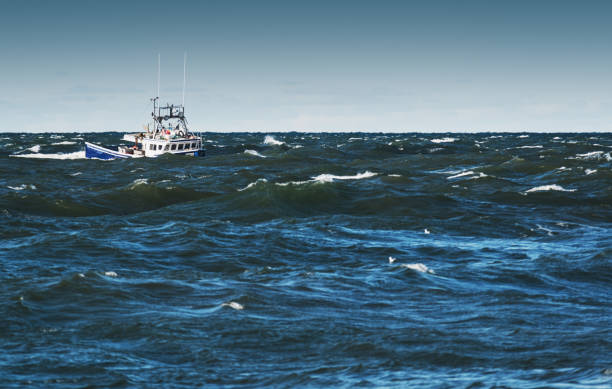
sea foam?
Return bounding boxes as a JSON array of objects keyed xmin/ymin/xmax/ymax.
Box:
[{"xmin": 11, "ymin": 151, "xmax": 87, "ymax": 160}]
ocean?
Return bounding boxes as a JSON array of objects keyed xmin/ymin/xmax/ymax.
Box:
[{"xmin": 1, "ymin": 132, "xmax": 611, "ymax": 387}]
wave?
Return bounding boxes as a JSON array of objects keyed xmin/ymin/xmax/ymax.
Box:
[
  {"xmin": 447, "ymin": 171, "xmax": 474, "ymax": 179},
  {"xmin": 400, "ymin": 263, "xmax": 435, "ymax": 274},
  {"xmin": 447, "ymin": 171, "xmax": 488, "ymax": 180},
  {"xmin": 222, "ymin": 301, "xmax": 244, "ymax": 310},
  {"xmin": 431, "ymin": 137, "xmax": 456, "ymax": 143},
  {"xmin": 3, "ymin": 183, "xmax": 213, "ymax": 217},
  {"xmin": 515, "ymin": 145, "xmax": 543, "ymax": 149},
  {"xmin": 51, "ymin": 141, "xmax": 77, "ymax": 145},
  {"xmin": 238, "ymin": 178, "xmax": 268, "ymax": 192},
  {"xmin": 525, "ymin": 184, "xmax": 576, "ymax": 193},
  {"xmin": 244, "ymin": 149, "xmax": 266, "ymax": 158},
  {"xmin": 27, "ymin": 145, "xmax": 41, "ymax": 153},
  {"xmin": 7, "ymin": 184, "xmax": 37, "ymax": 191},
  {"xmin": 276, "ymin": 171, "xmax": 378, "ymax": 186},
  {"xmin": 573, "ymin": 151, "xmax": 611, "ymax": 161},
  {"xmin": 264, "ymin": 135, "xmax": 285, "ymax": 146},
  {"xmin": 312, "ymin": 171, "xmax": 378, "ymax": 183},
  {"xmin": 10, "ymin": 151, "xmax": 87, "ymax": 160}
]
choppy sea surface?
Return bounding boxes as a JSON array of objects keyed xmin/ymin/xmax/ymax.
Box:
[{"xmin": 1, "ymin": 132, "xmax": 611, "ymax": 388}]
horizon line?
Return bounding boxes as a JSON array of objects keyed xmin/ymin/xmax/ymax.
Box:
[{"xmin": 1, "ymin": 129, "xmax": 611, "ymax": 134}]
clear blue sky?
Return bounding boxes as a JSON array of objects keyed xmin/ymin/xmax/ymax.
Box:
[{"xmin": 1, "ymin": 0, "xmax": 611, "ymax": 132}]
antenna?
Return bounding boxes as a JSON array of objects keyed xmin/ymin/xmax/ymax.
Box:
[
  {"xmin": 182, "ymin": 52, "xmax": 187, "ymax": 106},
  {"xmin": 157, "ymin": 53, "xmax": 161, "ymax": 99}
]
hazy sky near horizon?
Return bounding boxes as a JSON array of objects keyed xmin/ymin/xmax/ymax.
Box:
[{"xmin": 1, "ymin": 0, "xmax": 611, "ymax": 132}]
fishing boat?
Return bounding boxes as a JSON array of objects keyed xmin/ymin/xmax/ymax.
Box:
[
  {"xmin": 85, "ymin": 98, "xmax": 204, "ymax": 159},
  {"xmin": 85, "ymin": 54, "xmax": 204, "ymax": 160}
]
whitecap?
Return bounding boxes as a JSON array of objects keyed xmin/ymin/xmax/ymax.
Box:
[
  {"xmin": 574, "ymin": 151, "xmax": 611, "ymax": 161},
  {"xmin": 238, "ymin": 178, "xmax": 268, "ymax": 191},
  {"xmin": 70, "ymin": 172, "xmax": 82, "ymax": 176},
  {"xmin": 518, "ymin": 135, "xmax": 530, "ymax": 138},
  {"xmin": 388, "ymin": 256, "xmax": 397, "ymax": 264},
  {"xmin": 26, "ymin": 145, "xmax": 41, "ymax": 153},
  {"xmin": 244, "ymin": 149, "xmax": 266, "ymax": 158},
  {"xmin": 525, "ymin": 184, "xmax": 576, "ymax": 193},
  {"xmin": 7, "ymin": 184, "xmax": 36, "ymax": 191},
  {"xmin": 431, "ymin": 137, "xmax": 456, "ymax": 143},
  {"xmin": 263, "ymin": 135, "xmax": 285, "ymax": 146},
  {"xmin": 401, "ymin": 263, "xmax": 435, "ymax": 274},
  {"xmin": 387, "ymin": 174, "xmax": 401, "ymax": 177},
  {"xmin": 104, "ymin": 271, "xmax": 118, "ymax": 277},
  {"xmin": 585, "ymin": 169, "xmax": 597, "ymax": 175},
  {"xmin": 10, "ymin": 151, "xmax": 86, "ymax": 160},
  {"xmin": 222, "ymin": 301, "xmax": 244, "ymax": 310},
  {"xmin": 129, "ymin": 178, "xmax": 148, "ymax": 188},
  {"xmin": 275, "ymin": 179, "xmax": 311, "ymax": 187},
  {"xmin": 447, "ymin": 171, "xmax": 474, "ymax": 179},
  {"xmin": 424, "ymin": 228, "xmax": 430, "ymax": 234},
  {"xmin": 51, "ymin": 141, "xmax": 76, "ymax": 145},
  {"xmin": 469, "ymin": 172, "xmax": 488, "ymax": 179},
  {"xmin": 312, "ymin": 171, "xmax": 378, "ymax": 183},
  {"xmin": 516, "ymin": 145, "xmax": 543, "ymax": 149},
  {"xmin": 536, "ymin": 224, "xmax": 554, "ymax": 236},
  {"xmin": 276, "ymin": 171, "xmax": 377, "ymax": 186}
]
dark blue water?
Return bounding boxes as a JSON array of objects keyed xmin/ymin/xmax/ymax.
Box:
[{"xmin": 1, "ymin": 132, "xmax": 611, "ymax": 387}]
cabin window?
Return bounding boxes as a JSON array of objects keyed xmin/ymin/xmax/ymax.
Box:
[
  {"xmin": 178, "ymin": 144, "xmax": 184, "ymax": 150},
  {"xmin": 149, "ymin": 144, "xmax": 154, "ymax": 150},
  {"xmin": 191, "ymin": 142, "xmax": 196, "ymax": 148},
  {"xmin": 164, "ymin": 144, "xmax": 169, "ymax": 151},
  {"xmin": 171, "ymin": 144, "xmax": 177, "ymax": 150}
]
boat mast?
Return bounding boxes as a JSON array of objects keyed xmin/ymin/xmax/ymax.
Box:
[{"xmin": 182, "ymin": 52, "xmax": 186, "ymax": 107}]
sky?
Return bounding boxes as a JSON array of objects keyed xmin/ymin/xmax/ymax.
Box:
[{"xmin": 1, "ymin": 0, "xmax": 611, "ymax": 132}]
